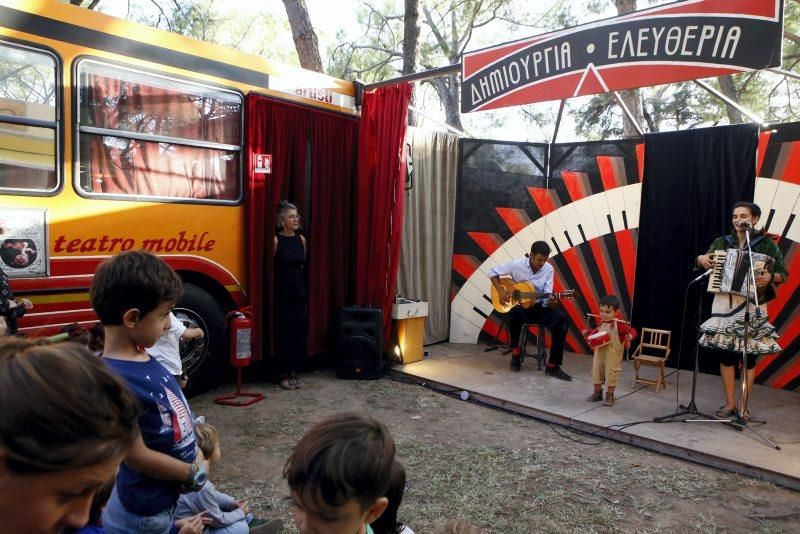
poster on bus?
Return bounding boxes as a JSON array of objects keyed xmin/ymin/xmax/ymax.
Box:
[{"xmin": 0, "ymin": 207, "xmax": 48, "ymax": 278}]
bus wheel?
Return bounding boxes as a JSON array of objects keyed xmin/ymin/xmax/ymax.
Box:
[{"xmin": 174, "ymin": 283, "xmax": 226, "ymax": 397}]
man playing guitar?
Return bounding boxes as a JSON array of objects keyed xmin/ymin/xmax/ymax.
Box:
[{"xmin": 488, "ymin": 240, "xmax": 572, "ymax": 380}]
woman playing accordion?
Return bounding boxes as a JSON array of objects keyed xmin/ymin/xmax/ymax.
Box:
[{"xmin": 695, "ymin": 202, "xmax": 788, "ymax": 419}]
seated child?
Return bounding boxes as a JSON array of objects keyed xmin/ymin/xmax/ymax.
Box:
[
  {"xmin": 89, "ymin": 321, "xmax": 105, "ymax": 356},
  {"xmin": 285, "ymin": 412, "xmax": 396, "ymax": 534},
  {"xmin": 148, "ymin": 311, "xmax": 204, "ymax": 389},
  {"xmin": 175, "ymin": 423, "xmax": 282, "ymax": 534},
  {"xmin": 583, "ymin": 295, "xmax": 637, "ymax": 406},
  {"xmin": 61, "ymin": 322, "xmax": 91, "ymax": 346},
  {"xmin": 371, "ymin": 459, "xmax": 414, "ymax": 534},
  {"xmin": 63, "ymin": 475, "xmax": 212, "ymax": 534},
  {"xmin": 90, "ymin": 251, "xmax": 206, "ymax": 533}
]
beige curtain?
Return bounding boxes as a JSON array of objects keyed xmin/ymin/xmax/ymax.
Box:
[{"xmin": 396, "ymin": 127, "xmax": 459, "ymax": 344}]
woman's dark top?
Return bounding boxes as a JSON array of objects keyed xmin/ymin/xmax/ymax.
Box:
[{"xmin": 273, "ymin": 233, "xmax": 307, "ymax": 371}]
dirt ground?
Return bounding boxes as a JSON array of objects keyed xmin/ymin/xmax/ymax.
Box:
[{"xmin": 191, "ymin": 370, "xmax": 800, "ymax": 533}]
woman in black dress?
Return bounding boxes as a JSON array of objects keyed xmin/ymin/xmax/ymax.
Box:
[
  {"xmin": 0, "ymin": 227, "xmax": 33, "ymax": 336},
  {"xmin": 273, "ymin": 200, "xmax": 307, "ymax": 390}
]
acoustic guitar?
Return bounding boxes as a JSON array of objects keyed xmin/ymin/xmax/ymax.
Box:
[{"xmin": 490, "ymin": 279, "xmax": 577, "ymax": 313}]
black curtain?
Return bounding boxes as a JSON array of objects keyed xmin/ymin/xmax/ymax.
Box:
[{"xmin": 632, "ymin": 124, "xmax": 758, "ymax": 370}]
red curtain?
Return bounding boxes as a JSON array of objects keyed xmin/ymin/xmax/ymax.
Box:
[
  {"xmin": 246, "ymin": 94, "xmax": 358, "ymax": 361},
  {"xmin": 308, "ymin": 112, "xmax": 359, "ymax": 355},
  {"xmin": 354, "ymin": 83, "xmax": 412, "ymax": 346},
  {"xmin": 246, "ymin": 95, "xmax": 309, "ymax": 361}
]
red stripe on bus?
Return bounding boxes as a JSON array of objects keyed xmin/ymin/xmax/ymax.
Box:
[{"xmin": 19, "ymin": 309, "xmax": 99, "ymax": 334}]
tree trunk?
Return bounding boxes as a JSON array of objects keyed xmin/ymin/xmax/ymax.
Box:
[
  {"xmin": 717, "ymin": 75, "xmax": 744, "ymax": 124},
  {"xmin": 403, "ymin": 0, "xmax": 420, "ymax": 125},
  {"xmin": 614, "ymin": 0, "xmax": 643, "ymax": 137},
  {"xmin": 430, "ymin": 73, "xmax": 463, "ymax": 132},
  {"xmin": 402, "ymin": 0, "xmax": 419, "ymax": 76},
  {"xmin": 282, "ymin": 0, "xmax": 323, "ymax": 73}
]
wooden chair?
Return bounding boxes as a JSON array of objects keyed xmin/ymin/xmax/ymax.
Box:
[{"xmin": 631, "ymin": 328, "xmax": 671, "ymax": 391}]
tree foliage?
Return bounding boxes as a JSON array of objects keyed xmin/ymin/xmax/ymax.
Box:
[
  {"xmin": 84, "ymin": 0, "xmax": 297, "ymax": 65},
  {"xmin": 72, "ymin": 0, "xmax": 800, "ymax": 141},
  {"xmin": 330, "ymin": 0, "xmax": 559, "ymax": 131}
]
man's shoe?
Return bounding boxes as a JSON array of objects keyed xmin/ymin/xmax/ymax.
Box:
[
  {"xmin": 510, "ymin": 356, "xmax": 521, "ymax": 372},
  {"xmin": 545, "ymin": 366, "xmax": 572, "ymax": 381},
  {"xmin": 603, "ymin": 392, "xmax": 615, "ymax": 406},
  {"xmin": 586, "ymin": 391, "xmax": 603, "ymax": 402}
]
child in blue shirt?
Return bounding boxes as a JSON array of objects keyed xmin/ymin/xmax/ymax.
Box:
[{"xmin": 90, "ymin": 251, "xmax": 207, "ymax": 534}]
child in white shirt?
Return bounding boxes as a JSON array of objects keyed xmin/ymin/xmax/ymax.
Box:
[{"xmin": 148, "ymin": 312, "xmax": 204, "ymax": 388}]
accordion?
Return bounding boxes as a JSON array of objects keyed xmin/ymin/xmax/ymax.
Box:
[{"xmin": 707, "ymin": 249, "xmax": 776, "ymax": 301}]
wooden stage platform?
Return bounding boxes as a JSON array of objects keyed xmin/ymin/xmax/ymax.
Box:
[{"xmin": 389, "ymin": 343, "xmax": 800, "ymax": 490}]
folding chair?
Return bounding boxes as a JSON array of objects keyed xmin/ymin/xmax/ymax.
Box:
[{"xmin": 631, "ymin": 327, "xmax": 671, "ymax": 391}]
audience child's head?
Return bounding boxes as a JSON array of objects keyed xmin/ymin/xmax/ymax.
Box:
[
  {"xmin": 0, "ymin": 337, "xmax": 139, "ymax": 532},
  {"xmin": 371, "ymin": 459, "xmax": 408, "ymax": 534},
  {"xmin": 598, "ymin": 294, "xmax": 621, "ymax": 320},
  {"xmin": 90, "ymin": 250, "xmax": 182, "ymax": 349},
  {"xmin": 284, "ymin": 412, "xmax": 396, "ymax": 534},
  {"xmin": 194, "ymin": 422, "xmax": 222, "ymax": 468},
  {"xmin": 89, "ymin": 321, "xmax": 105, "ymax": 355},
  {"xmin": 60, "ymin": 322, "xmax": 91, "ymax": 346}
]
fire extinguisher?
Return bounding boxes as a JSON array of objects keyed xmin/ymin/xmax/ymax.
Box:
[{"xmin": 226, "ymin": 310, "xmax": 253, "ymax": 368}]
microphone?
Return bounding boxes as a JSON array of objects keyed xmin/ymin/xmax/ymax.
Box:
[
  {"xmin": 738, "ymin": 221, "xmax": 753, "ymax": 229},
  {"xmin": 690, "ymin": 269, "xmax": 713, "ymax": 283}
]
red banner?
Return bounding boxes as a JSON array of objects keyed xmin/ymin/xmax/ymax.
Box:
[{"xmin": 461, "ymin": 0, "xmax": 783, "ymax": 113}]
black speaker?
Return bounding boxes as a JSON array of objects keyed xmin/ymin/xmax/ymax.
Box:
[{"xmin": 337, "ymin": 307, "xmax": 383, "ymax": 380}]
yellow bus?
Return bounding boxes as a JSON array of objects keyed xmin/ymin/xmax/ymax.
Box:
[{"xmin": 0, "ymin": 0, "xmax": 356, "ymax": 393}]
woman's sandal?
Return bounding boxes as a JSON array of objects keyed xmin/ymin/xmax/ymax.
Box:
[{"xmin": 716, "ymin": 405, "xmax": 736, "ymax": 418}]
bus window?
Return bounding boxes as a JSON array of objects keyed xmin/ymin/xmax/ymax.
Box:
[
  {"xmin": 0, "ymin": 41, "xmax": 58, "ymax": 192},
  {"xmin": 76, "ymin": 60, "xmax": 242, "ymax": 203}
]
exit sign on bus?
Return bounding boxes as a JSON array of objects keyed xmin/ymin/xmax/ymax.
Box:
[{"xmin": 253, "ymin": 154, "xmax": 272, "ymax": 174}]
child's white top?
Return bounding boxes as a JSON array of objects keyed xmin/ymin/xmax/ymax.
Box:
[{"xmin": 147, "ymin": 312, "xmax": 186, "ymax": 375}]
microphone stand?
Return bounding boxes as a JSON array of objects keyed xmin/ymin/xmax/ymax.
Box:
[
  {"xmin": 653, "ymin": 269, "xmax": 734, "ymax": 425},
  {"xmin": 728, "ymin": 227, "xmax": 781, "ymax": 450}
]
